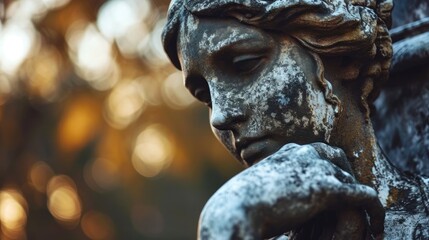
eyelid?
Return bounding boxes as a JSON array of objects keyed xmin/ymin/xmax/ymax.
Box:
[
  {"xmin": 232, "ymin": 53, "xmax": 265, "ymax": 64},
  {"xmin": 231, "ymin": 53, "xmax": 266, "ymax": 74},
  {"xmin": 212, "ymin": 39, "xmax": 270, "ymax": 63}
]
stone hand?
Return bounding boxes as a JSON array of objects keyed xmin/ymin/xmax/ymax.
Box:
[{"xmin": 198, "ymin": 143, "xmax": 384, "ymax": 240}]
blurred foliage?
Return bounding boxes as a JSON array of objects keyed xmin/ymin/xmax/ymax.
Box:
[{"xmin": 0, "ymin": 0, "xmax": 241, "ymax": 239}]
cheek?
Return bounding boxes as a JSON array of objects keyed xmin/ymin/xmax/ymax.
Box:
[
  {"xmin": 249, "ymin": 57, "xmax": 309, "ymax": 124},
  {"xmin": 271, "ymin": 71, "xmax": 335, "ymax": 141},
  {"xmin": 252, "ymin": 55, "xmax": 335, "ymax": 141},
  {"xmin": 304, "ymin": 84, "xmax": 336, "ymax": 141}
]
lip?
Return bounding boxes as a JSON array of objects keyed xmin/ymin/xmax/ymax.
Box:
[
  {"xmin": 236, "ymin": 136, "xmax": 287, "ymax": 167},
  {"xmin": 236, "ymin": 136, "xmax": 268, "ymax": 166}
]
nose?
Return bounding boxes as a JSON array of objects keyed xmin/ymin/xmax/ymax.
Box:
[{"xmin": 210, "ymin": 100, "xmax": 247, "ymax": 131}]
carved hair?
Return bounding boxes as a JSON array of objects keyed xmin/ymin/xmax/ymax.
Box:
[{"xmin": 162, "ymin": 0, "xmax": 393, "ymax": 113}]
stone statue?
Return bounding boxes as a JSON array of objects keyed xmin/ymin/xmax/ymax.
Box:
[{"xmin": 162, "ymin": 0, "xmax": 429, "ymax": 239}]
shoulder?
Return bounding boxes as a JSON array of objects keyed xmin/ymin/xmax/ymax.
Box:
[
  {"xmin": 385, "ymin": 210, "xmax": 429, "ymax": 239},
  {"xmin": 384, "ymin": 176, "xmax": 429, "ymax": 239}
]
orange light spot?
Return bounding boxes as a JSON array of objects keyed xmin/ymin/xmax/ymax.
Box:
[
  {"xmin": 81, "ymin": 211, "xmax": 115, "ymax": 240},
  {"xmin": 57, "ymin": 94, "xmax": 102, "ymax": 153},
  {"xmin": 47, "ymin": 175, "xmax": 81, "ymax": 226}
]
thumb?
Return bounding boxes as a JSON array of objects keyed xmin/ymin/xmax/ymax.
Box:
[{"xmin": 310, "ymin": 142, "xmax": 354, "ymax": 175}]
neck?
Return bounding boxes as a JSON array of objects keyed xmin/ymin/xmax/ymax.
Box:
[{"xmin": 330, "ymin": 99, "xmax": 421, "ymax": 210}]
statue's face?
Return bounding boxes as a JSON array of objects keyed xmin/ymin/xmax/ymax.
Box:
[{"xmin": 179, "ymin": 17, "xmax": 336, "ymax": 166}]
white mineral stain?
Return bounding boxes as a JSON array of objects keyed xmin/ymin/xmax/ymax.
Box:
[
  {"xmin": 283, "ymin": 112, "xmax": 293, "ymax": 123},
  {"xmin": 353, "ymin": 149, "xmax": 363, "ymax": 158},
  {"xmin": 302, "ymin": 116, "xmax": 309, "ymax": 128},
  {"xmin": 377, "ymin": 182, "xmax": 389, "ymax": 206},
  {"xmin": 297, "ymin": 91, "xmax": 303, "ymax": 106}
]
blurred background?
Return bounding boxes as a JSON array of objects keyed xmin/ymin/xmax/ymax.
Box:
[{"xmin": 0, "ymin": 0, "xmax": 241, "ymax": 239}]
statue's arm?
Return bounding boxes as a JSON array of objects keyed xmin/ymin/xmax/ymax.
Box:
[{"xmin": 198, "ymin": 143, "xmax": 384, "ymax": 240}]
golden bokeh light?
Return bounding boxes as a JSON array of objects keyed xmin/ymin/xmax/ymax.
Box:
[
  {"xmin": 81, "ymin": 211, "xmax": 115, "ymax": 240},
  {"xmin": 4, "ymin": 0, "xmax": 66, "ymax": 21},
  {"xmin": 140, "ymin": 19, "xmax": 170, "ymax": 67},
  {"xmin": 57, "ymin": 94, "xmax": 102, "ymax": 153},
  {"xmin": 0, "ymin": 189, "xmax": 27, "ymax": 239},
  {"xmin": 0, "ymin": 20, "xmax": 38, "ymax": 76},
  {"xmin": 0, "ymin": 74, "xmax": 12, "ymax": 97},
  {"xmin": 96, "ymin": 0, "xmax": 152, "ymax": 57},
  {"xmin": 25, "ymin": 46, "xmax": 61, "ymax": 101},
  {"xmin": 132, "ymin": 124, "xmax": 173, "ymax": 177},
  {"xmin": 0, "ymin": 0, "xmax": 235, "ymax": 238},
  {"xmin": 96, "ymin": 0, "xmax": 152, "ymax": 41},
  {"xmin": 39, "ymin": 0, "xmax": 70, "ymax": 10},
  {"xmin": 84, "ymin": 158, "xmax": 120, "ymax": 192},
  {"xmin": 5, "ymin": 0, "xmax": 45, "ymax": 22},
  {"xmin": 162, "ymin": 71, "xmax": 196, "ymax": 109},
  {"xmin": 97, "ymin": 0, "xmax": 140, "ymax": 40},
  {"xmin": 105, "ymin": 80, "xmax": 146, "ymax": 129},
  {"xmin": 117, "ymin": 22, "xmax": 149, "ymax": 58},
  {"xmin": 47, "ymin": 175, "xmax": 81, "ymax": 225},
  {"xmin": 67, "ymin": 23, "xmax": 119, "ymax": 90},
  {"xmin": 28, "ymin": 161, "xmax": 54, "ymax": 193},
  {"xmin": 139, "ymin": 77, "xmax": 162, "ymax": 106}
]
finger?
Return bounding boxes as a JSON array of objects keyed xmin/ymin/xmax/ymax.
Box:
[
  {"xmin": 332, "ymin": 166, "xmax": 356, "ymax": 184},
  {"xmin": 310, "ymin": 144, "xmax": 385, "ymax": 235},
  {"xmin": 334, "ymin": 209, "xmax": 367, "ymax": 240},
  {"xmin": 324, "ymin": 183, "xmax": 385, "ymax": 236},
  {"xmin": 365, "ymin": 196, "xmax": 385, "ymax": 237},
  {"xmin": 335, "ymin": 184, "xmax": 385, "ymax": 236},
  {"xmin": 276, "ymin": 143, "xmax": 301, "ymax": 156},
  {"xmin": 337, "ymin": 184, "xmax": 379, "ymax": 203},
  {"xmin": 310, "ymin": 142, "xmax": 353, "ymax": 174},
  {"xmin": 317, "ymin": 183, "xmax": 379, "ymax": 209}
]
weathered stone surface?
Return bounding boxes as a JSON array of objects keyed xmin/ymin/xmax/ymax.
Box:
[
  {"xmin": 373, "ymin": 30, "xmax": 429, "ymax": 178},
  {"xmin": 162, "ymin": 0, "xmax": 429, "ymax": 239},
  {"xmin": 199, "ymin": 143, "xmax": 382, "ymax": 239},
  {"xmin": 373, "ymin": 1, "xmax": 429, "ymax": 179}
]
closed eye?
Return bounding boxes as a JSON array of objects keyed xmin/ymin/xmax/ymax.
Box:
[{"xmin": 232, "ymin": 54, "xmax": 265, "ymax": 73}]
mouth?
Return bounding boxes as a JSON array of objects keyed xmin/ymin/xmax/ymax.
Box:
[
  {"xmin": 236, "ymin": 136, "xmax": 270, "ymax": 167},
  {"xmin": 236, "ymin": 136, "xmax": 286, "ymax": 167}
]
